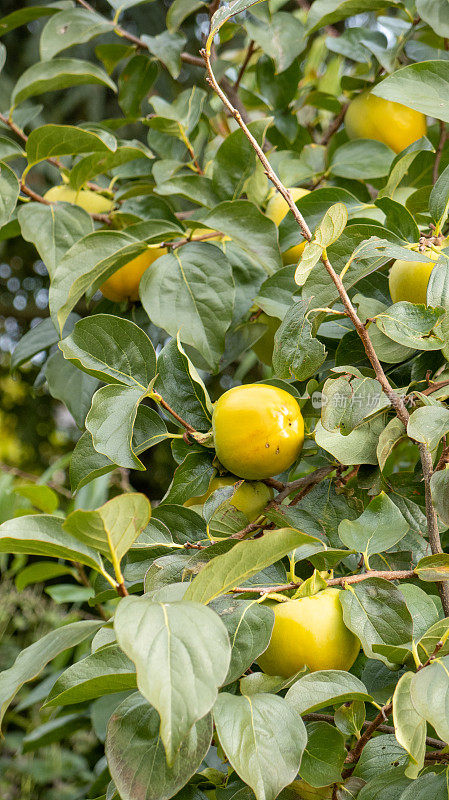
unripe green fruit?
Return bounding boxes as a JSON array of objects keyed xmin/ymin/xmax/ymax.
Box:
[
  {"xmin": 184, "ymin": 476, "xmax": 273, "ymax": 522},
  {"xmin": 257, "ymin": 588, "xmax": 360, "ymax": 677}
]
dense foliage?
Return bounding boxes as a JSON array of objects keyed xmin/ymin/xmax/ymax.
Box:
[{"xmin": 2, "ymin": 0, "xmax": 449, "ymax": 798}]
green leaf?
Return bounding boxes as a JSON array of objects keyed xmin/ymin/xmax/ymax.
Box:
[
  {"xmin": 184, "ymin": 529, "xmax": 324, "ymax": 604},
  {"xmin": 321, "ymin": 375, "xmax": 385, "ymax": 435},
  {"xmin": 118, "ymin": 54, "xmax": 158, "ymax": 116},
  {"xmin": 407, "ymin": 405, "xmax": 449, "ymax": 450},
  {"xmin": 70, "ymin": 142, "xmax": 152, "ymax": 190},
  {"xmin": 60, "ymin": 314, "xmax": 157, "ymax": 389},
  {"xmin": 140, "ymin": 242, "xmax": 235, "ymax": 371},
  {"xmin": 416, "ymin": 0, "xmax": 449, "ymax": 36},
  {"xmin": 49, "ymin": 231, "xmax": 148, "ymax": 333},
  {"xmin": 26, "ymin": 123, "xmax": 115, "ymax": 166},
  {"xmin": 114, "ymin": 597, "xmax": 230, "ymax": 762},
  {"xmin": 12, "ymin": 317, "xmax": 80, "ymax": 372},
  {"xmin": 378, "ymin": 138, "xmax": 434, "ymax": 200},
  {"xmin": 255, "ymin": 266, "xmax": 297, "ymax": 319},
  {"xmin": 372, "ymin": 62, "xmax": 449, "ymax": 124},
  {"xmin": 272, "ymin": 301, "xmax": 327, "ymax": 381},
  {"xmin": 86, "ymin": 385, "xmax": 147, "ymax": 470},
  {"xmin": 0, "ymin": 161, "xmax": 19, "ymax": 227},
  {"xmin": 244, "ymin": 12, "xmax": 306, "ymax": 73},
  {"xmin": 18, "ymin": 201, "xmax": 93, "ymax": 279},
  {"xmin": 210, "ymin": 597, "xmax": 274, "ymax": 685},
  {"xmin": 315, "ymin": 415, "xmax": 386, "ymax": 466},
  {"xmin": 374, "ymin": 198, "xmax": 420, "ymax": 243},
  {"xmin": 64, "ymin": 493, "xmax": 151, "ymax": 575},
  {"xmin": 417, "ymin": 617, "xmax": 449, "ymax": 662},
  {"xmin": 13, "ymin": 483, "xmax": 58, "ymax": 513},
  {"xmin": 70, "ymin": 408, "xmax": 169, "ymax": 493},
  {"xmin": 0, "ymin": 135, "xmax": 25, "ymax": 160},
  {"xmin": 377, "ymin": 417, "xmax": 407, "ymax": 470},
  {"xmin": 0, "ymin": 5, "xmax": 64, "ymax": 36},
  {"xmin": 375, "ymin": 302, "xmax": 445, "ymax": 350},
  {"xmin": 166, "ymin": 0, "xmax": 206, "ymax": 31},
  {"xmin": 106, "ymin": 693, "xmax": 213, "ymax": 800},
  {"xmin": 0, "ymin": 514, "xmax": 104, "ymax": 572},
  {"xmin": 214, "ymin": 692, "xmax": 307, "ymax": 800},
  {"xmin": 205, "ymin": 200, "xmax": 282, "ymax": 275},
  {"xmin": 45, "ymin": 645, "xmax": 136, "ymax": 707},
  {"xmin": 163, "ymin": 451, "xmax": 215, "ymax": 505},
  {"xmin": 330, "ymin": 140, "xmax": 395, "ymax": 180},
  {"xmin": 414, "ymin": 553, "xmax": 449, "ymax": 581},
  {"xmin": 22, "ymin": 712, "xmax": 89, "ymax": 753},
  {"xmin": 154, "ymin": 336, "xmax": 212, "ymax": 432},
  {"xmin": 15, "ymin": 561, "xmax": 77, "ymax": 591},
  {"xmin": 340, "ymin": 578, "xmax": 413, "ymax": 665},
  {"xmin": 400, "ymin": 772, "xmax": 449, "ymax": 800},
  {"xmin": 307, "ymin": 0, "xmax": 400, "ymax": 33},
  {"xmin": 46, "ymin": 349, "xmax": 99, "ymax": 428},
  {"xmin": 286, "ymin": 670, "xmax": 372, "ymax": 714},
  {"xmin": 430, "ymin": 468, "xmax": 449, "ymax": 525},
  {"xmin": 212, "ymin": 120, "xmax": 269, "ymax": 201},
  {"xmin": 430, "ymin": 164, "xmax": 449, "ymax": 230},
  {"xmin": 353, "ymin": 735, "xmax": 409, "ymax": 781},
  {"xmin": 411, "ymin": 654, "xmax": 449, "ymax": 743},
  {"xmin": 142, "ymin": 31, "xmax": 186, "ymax": 79},
  {"xmin": 12, "ymin": 58, "xmax": 116, "ymax": 107},
  {"xmin": 392, "ymin": 671, "xmax": 426, "ymax": 779},
  {"xmin": 356, "ymin": 767, "xmax": 411, "ymax": 799},
  {"xmin": 0, "ymin": 619, "xmax": 102, "ymax": 727},
  {"xmin": 40, "ymin": 8, "xmax": 112, "ymax": 61},
  {"xmin": 299, "ymin": 721, "xmax": 346, "ymax": 788},
  {"xmin": 207, "ymin": 0, "xmax": 265, "ymax": 53},
  {"xmin": 338, "ymin": 492, "xmax": 409, "ymax": 561}
]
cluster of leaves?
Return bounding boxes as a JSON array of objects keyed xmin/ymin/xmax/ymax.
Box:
[{"xmin": 2, "ymin": 0, "xmax": 449, "ymax": 798}]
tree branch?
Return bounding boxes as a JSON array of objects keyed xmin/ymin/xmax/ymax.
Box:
[
  {"xmin": 201, "ymin": 36, "xmax": 449, "ymax": 617},
  {"xmin": 302, "ymin": 713, "xmax": 446, "ymax": 749},
  {"xmin": 231, "ymin": 569, "xmax": 416, "ymax": 594},
  {"xmin": 151, "ymin": 392, "xmax": 196, "ymax": 434},
  {"xmin": 0, "ymin": 463, "xmax": 71, "ymax": 498},
  {"xmin": 19, "ymin": 179, "xmax": 112, "ymax": 225},
  {"xmin": 233, "ymin": 40, "xmax": 256, "ymax": 90}
]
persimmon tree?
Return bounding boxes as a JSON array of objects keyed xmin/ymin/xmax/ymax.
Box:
[{"xmin": 2, "ymin": 0, "xmax": 449, "ymax": 798}]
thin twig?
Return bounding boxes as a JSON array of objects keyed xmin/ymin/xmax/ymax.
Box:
[
  {"xmin": 74, "ymin": 563, "xmax": 109, "ymax": 621},
  {"xmin": 0, "ymin": 463, "xmax": 71, "ymax": 498},
  {"xmin": 320, "ymin": 103, "xmax": 348, "ymax": 146},
  {"xmin": 343, "ymin": 638, "xmax": 446, "ymax": 773},
  {"xmin": 201, "ymin": 37, "xmax": 449, "ymax": 617},
  {"xmin": 433, "ymin": 121, "xmax": 447, "ymax": 184},
  {"xmin": 231, "ymin": 569, "xmax": 416, "ymax": 594},
  {"xmin": 272, "ymin": 466, "xmax": 335, "ymax": 503},
  {"xmin": 76, "ymin": 0, "xmax": 205, "ymax": 67},
  {"xmin": 302, "ymin": 713, "xmax": 446, "ymax": 749},
  {"xmin": 233, "ymin": 40, "xmax": 256, "ymax": 90},
  {"xmin": 152, "ymin": 393, "xmax": 196, "ymax": 434}
]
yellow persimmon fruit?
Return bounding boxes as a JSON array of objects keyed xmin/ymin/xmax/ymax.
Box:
[
  {"xmin": 388, "ymin": 248, "xmax": 442, "ymax": 305},
  {"xmin": 184, "ymin": 476, "xmax": 273, "ymax": 521},
  {"xmin": 252, "ymin": 312, "xmax": 281, "ymax": 365},
  {"xmin": 44, "ymin": 184, "xmax": 114, "ymax": 215},
  {"xmin": 100, "ymin": 246, "xmax": 167, "ymax": 302},
  {"xmin": 257, "ymin": 588, "xmax": 360, "ymax": 677},
  {"xmin": 345, "ymin": 92, "xmax": 427, "ymax": 154},
  {"xmin": 212, "ymin": 383, "xmax": 304, "ymax": 480},
  {"xmin": 265, "ymin": 188, "xmax": 310, "ymax": 264}
]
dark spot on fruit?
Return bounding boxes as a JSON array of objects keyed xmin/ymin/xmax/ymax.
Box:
[{"xmin": 265, "ymin": 443, "xmax": 270, "ymax": 448}]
